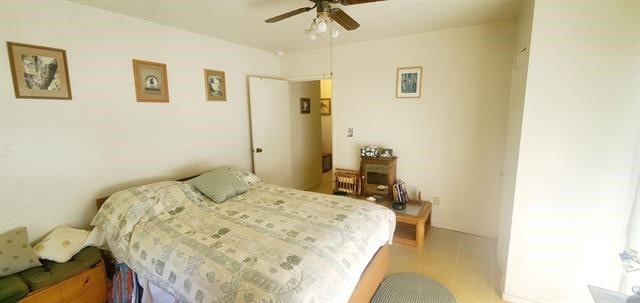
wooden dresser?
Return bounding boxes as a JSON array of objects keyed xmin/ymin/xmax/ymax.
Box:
[{"xmin": 19, "ymin": 260, "xmax": 107, "ymax": 303}]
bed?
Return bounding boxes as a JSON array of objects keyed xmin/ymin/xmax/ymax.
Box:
[{"xmin": 92, "ymin": 170, "xmax": 396, "ymax": 303}]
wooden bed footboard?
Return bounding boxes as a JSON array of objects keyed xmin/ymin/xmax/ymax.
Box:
[{"xmin": 349, "ymin": 244, "xmax": 390, "ymax": 303}]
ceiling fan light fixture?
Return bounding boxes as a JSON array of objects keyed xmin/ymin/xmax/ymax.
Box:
[
  {"xmin": 266, "ymin": 0, "xmax": 378, "ymax": 41},
  {"xmin": 331, "ymin": 28, "xmax": 340, "ymax": 38},
  {"xmin": 316, "ymin": 19, "xmax": 328, "ymax": 33},
  {"xmin": 305, "ymin": 29, "xmax": 318, "ymax": 41}
]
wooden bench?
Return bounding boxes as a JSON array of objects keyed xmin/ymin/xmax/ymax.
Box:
[{"xmin": 19, "ymin": 260, "xmax": 107, "ymax": 303}]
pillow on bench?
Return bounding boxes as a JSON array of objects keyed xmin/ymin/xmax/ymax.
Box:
[
  {"xmin": 0, "ymin": 275, "xmax": 29, "ymax": 303},
  {"xmin": 33, "ymin": 225, "xmax": 90, "ymax": 263},
  {"xmin": 0, "ymin": 227, "xmax": 41, "ymax": 278},
  {"xmin": 19, "ymin": 246, "xmax": 102, "ymax": 291}
]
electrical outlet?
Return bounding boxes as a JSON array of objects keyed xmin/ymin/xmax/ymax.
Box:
[{"xmin": 433, "ymin": 196, "xmax": 440, "ymax": 206}]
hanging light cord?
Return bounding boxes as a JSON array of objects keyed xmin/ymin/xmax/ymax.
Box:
[{"xmin": 330, "ymin": 20, "xmax": 334, "ymax": 78}]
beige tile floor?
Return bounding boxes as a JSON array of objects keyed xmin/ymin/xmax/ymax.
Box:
[
  {"xmin": 308, "ymin": 172, "xmax": 506, "ymax": 303},
  {"xmin": 389, "ymin": 227, "xmax": 506, "ymax": 303},
  {"xmin": 308, "ymin": 171, "xmax": 334, "ymax": 194}
]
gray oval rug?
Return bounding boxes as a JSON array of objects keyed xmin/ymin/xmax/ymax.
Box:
[{"xmin": 371, "ymin": 272, "xmax": 457, "ymax": 303}]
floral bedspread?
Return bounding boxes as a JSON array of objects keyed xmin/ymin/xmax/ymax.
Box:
[{"xmin": 91, "ymin": 180, "xmax": 395, "ymax": 303}]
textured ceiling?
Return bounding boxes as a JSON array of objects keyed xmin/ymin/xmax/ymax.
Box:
[{"xmin": 72, "ymin": 0, "xmax": 518, "ymax": 53}]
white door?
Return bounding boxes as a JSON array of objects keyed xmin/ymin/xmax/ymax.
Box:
[
  {"xmin": 248, "ymin": 77, "xmax": 292, "ymax": 187},
  {"xmin": 496, "ymin": 49, "xmax": 529, "ymax": 288}
]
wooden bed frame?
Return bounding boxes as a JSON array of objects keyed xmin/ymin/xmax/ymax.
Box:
[
  {"xmin": 95, "ymin": 174, "xmax": 389, "ymax": 303},
  {"xmin": 348, "ymin": 244, "xmax": 389, "ymax": 302}
]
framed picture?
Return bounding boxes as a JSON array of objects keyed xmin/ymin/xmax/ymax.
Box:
[
  {"xmin": 132, "ymin": 59, "xmax": 169, "ymax": 102},
  {"xmin": 380, "ymin": 148, "xmax": 394, "ymax": 158},
  {"xmin": 396, "ymin": 66, "xmax": 422, "ymax": 98},
  {"xmin": 300, "ymin": 98, "xmax": 311, "ymax": 114},
  {"xmin": 204, "ymin": 69, "xmax": 226, "ymax": 101},
  {"xmin": 320, "ymin": 98, "xmax": 331, "ymax": 115},
  {"xmin": 360, "ymin": 146, "xmax": 380, "ymax": 158},
  {"xmin": 7, "ymin": 42, "xmax": 72, "ymax": 100}
]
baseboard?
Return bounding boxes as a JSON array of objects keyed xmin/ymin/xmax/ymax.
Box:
[
  {"xmin": 496, "ymin": 265, "xmax": 505, "ymax": 295},
  {"xmin": 431, "ymin": 221, "xmax": 497, "ymax": 239},
  {"xmin": 503, "ymin": 293, "xmax": 542, "ymax": 303}
]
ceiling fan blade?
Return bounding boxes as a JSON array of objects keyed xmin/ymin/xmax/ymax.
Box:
[
  {"xmin": 338, "ymin": 0, "xmax": 384, "ymax": 5},
  {"xmin": 265, "ymin": 7, "xmax": 313, "ymax": 23},
  {"xmin": 330, "ymin": 8, "xmax": 360, "ymax": 30}
]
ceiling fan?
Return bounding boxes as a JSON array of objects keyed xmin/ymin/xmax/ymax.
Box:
[{"xmin": 265, "ymin": 0, "xmax": 384, "ymax": 39}]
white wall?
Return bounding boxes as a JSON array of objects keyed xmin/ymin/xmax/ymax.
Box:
[
  {"xmin": 496, "ymin": 0, "xmax": 534, "ymax": 291},
  {"xmin": 503, "ymin": 1, "xmax": 640, "ymax": 302},
  {"xmin": 282, "ymin": 21, "xmax": 515, "ymax": 237},
  {"xmin": 0, "ymin": 1, "xmax": 280, "ymax": 240},
  {"xmin": 320, "ymin": 79, "xmax": 333, "ymax": 155},
  {"xmin": 289, "ymin": 81, "xmax": 322, "ymax": 190}
]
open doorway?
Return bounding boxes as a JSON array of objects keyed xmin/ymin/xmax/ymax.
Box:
[
  {"xmin": 248, "ymin": 76, "xmax": 332, "ymax": 192},
  {"xmin": 248, "ymin": 77, "xmax": 322, "ymax": 189},
  {"xmin": 289, "ymin": 80, "xmax": 323, "ymax": 190},
  {"xmin": 310, "ymin": 79, "xmax": 334, "ymax": 194}
]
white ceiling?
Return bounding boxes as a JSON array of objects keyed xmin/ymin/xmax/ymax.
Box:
[{"xmin": 72, "ymin": 0, "xmax": 518, "ymax": 54}]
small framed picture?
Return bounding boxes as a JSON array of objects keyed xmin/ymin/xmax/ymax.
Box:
[
  {"xmin": 7, "ymin": 42, "xmax": 72, "ymax": 100},
  {"xmin": 320, "ymin": 98, "xmax": 331, "ymax": 115},
  {"xmin": 380, "ymin": 148, "xmax": 394, "ymax": 158},
  {"xmin": 300, "ymin": 98, "xmax": 311, "ymax": 114},
  {"xmin": 132, "ymin": 59, "xmax": 169, "ymax": 102},
  {"xmin": 396, "ymin": 66, "xmax": 422, "ymax": 98},
  {"xmin": 360, "ymin": 146, "xmax": 380, "ymax": 158},
  {"xmin": 204, "ymin": 69, "xmax": 226, "ymax": 101}
]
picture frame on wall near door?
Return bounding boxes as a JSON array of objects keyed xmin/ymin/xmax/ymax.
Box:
[
  {"xmin": 204, "ymin": 68, "xmax": 227, "ymax": 101},
  {"xmin": 300, "ymin": 98, "xmax": 311, "ymax": 114},
  {"xmin": 320, "ymin": 98, "xmax": 331, "ymax": 115}
]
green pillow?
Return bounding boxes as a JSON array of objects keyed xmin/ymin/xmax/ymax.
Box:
[
  {"xmin": 0, "ymin": 227, "xmax": 41, "ymax": 277},
  {"xmin": 19, "ymin": 246, "xmax": 102, "ymax": 291},
  {"xmin": 0, "ymin": 274, "xmax": 29, "ymax": 303},
  {"xmin": 191, "ymin": 167, "xmax": 249, "ymax": 203}
]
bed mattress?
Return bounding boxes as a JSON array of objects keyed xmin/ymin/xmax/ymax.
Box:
[{"xmin": 92, "ymin": 180, "xmax": 395, "ymax": 303}]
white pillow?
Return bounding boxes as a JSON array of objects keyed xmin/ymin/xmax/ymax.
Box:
[
  {"xmin": 230, "ymin": 170, "xmax": 262, "ymax": 186},
  {"xmin": 83, "ymin": 226, "xmax": 105, "ymax": 248},
  {"xmin": 34, "ymin": 225, "xmax": 89, "ymax": 263}
]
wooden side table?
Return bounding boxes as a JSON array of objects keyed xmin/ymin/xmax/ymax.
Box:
[
  {"xmin": 360, "ymin": 157, "xmax": 397, "ymax": 200},
  {"xmin": 354, "ymin": 196, "xmax": 432, "ymax": 248},
  {"xmin": 383, "ymin": 200, "xmax": 432, "ymax": 248}
]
